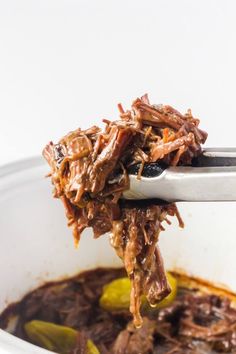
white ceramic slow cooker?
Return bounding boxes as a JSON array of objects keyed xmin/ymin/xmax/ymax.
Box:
[{"xmin": 0, "ymin": 157, "xmax": 236, "ymax": 353}]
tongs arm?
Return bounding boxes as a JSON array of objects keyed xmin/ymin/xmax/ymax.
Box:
[
  {"xmin": 193, "ymin": 147, "xmax": 236, "ymax": 167},
  {"xmin": 124, "ymin": 148, "xmax": 236, "ymax": 202}
]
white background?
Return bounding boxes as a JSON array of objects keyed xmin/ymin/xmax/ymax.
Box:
[{"xmin": 0, "ymin": 0, "xmax": 236, "ymax": 165}]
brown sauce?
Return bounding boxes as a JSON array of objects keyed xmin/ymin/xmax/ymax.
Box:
[{"xmin": 0, "ymin": 267, "xmax": 236, "ymax": 354}]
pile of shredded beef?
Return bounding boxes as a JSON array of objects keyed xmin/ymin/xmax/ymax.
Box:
[
  {"xmin": 43, "ymin": 94, "xmax": 207, "ymax": 327},
  {"xmin": 2, "ymin": 268, "xmax": 236, "ymax": 354}
]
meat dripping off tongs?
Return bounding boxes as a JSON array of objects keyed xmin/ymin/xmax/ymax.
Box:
[{"xmin": 123, "ymin": 148, "xmax": 236, "ymax": 202}]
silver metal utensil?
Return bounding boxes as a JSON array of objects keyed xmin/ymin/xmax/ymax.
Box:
[{"xmin": 123, "ymin": 148, "xmax": 236, "ymax": 202}]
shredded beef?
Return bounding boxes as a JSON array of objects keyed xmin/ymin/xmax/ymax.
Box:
[
  {"xmin": 43, "ymin": 94, "xmax": 207, "ymax": 326},
  {"xmin": 113, "ymin": 317, "xmax": 156, "ymax": 354},
  {"xmin": 69, "ymin": 331, "xmax": 88, "ymax": 354},
  {"xmin": 1, "ymin": 268, "xmax": 236, "ymax": 354}
]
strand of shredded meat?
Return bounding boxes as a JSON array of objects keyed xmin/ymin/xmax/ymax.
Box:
[{"xmin": 43, "ymin": 94, "xmax": 207, "ymax": 327}]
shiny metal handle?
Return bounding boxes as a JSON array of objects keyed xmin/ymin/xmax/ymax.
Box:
[
  {"xmin": 203, "ymin": 147, "xmax": 236, "ymax": 156},
  {"xmin": 125, "ymin": 166, "xmax": 236, "ymax": 202},
  {"xmin": 194, "ymin": 147, "xmax": 236, "ymax": 167}
]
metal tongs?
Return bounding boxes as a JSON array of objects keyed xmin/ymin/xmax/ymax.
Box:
[{"xmin": 123, "ymin": 148, "xmax": 236, "ymax": 202}]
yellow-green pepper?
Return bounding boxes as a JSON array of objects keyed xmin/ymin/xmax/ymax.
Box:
[
  {"xmin": 99, "ymin": 272, "xmax": 177, "ymax": 312},
  {"xmin": 24, "ymin": 320, "xmax": 99, "ymax": 354}
]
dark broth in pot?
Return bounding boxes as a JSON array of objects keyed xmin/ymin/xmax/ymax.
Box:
[{"xmin": 1, "ymin": 267, "xmax": 236, "ymax": 354}]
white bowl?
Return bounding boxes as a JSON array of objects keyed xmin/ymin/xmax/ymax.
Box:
[{"xmin": 0, "ymin": 157, "xmax": 236, "ymax": 353}]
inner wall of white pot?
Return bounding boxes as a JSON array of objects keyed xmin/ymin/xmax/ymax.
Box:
[{"xmin": 0, "ymin": 157, "xmax": 236, "ymax": 314}]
